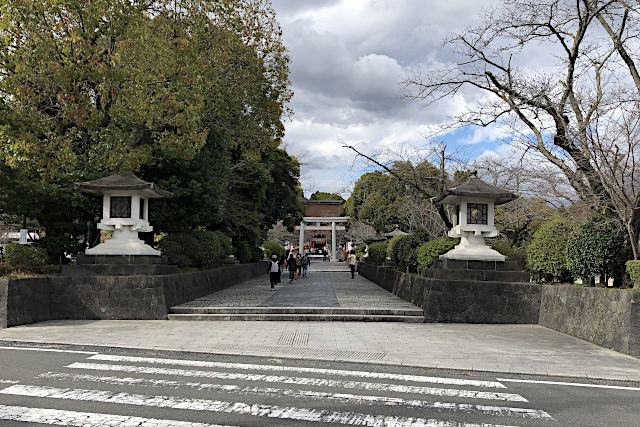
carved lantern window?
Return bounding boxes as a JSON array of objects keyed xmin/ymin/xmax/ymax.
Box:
[
  {"xmin": 466, "ymin": 203, "xmax": 488, "ymax": 225},
  {"xmin": 110, "ymin": 196, "xmax": 132, "ymax": 218}
]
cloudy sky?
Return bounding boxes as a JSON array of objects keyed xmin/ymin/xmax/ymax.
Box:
[{"xmin": 270, "ymin": 0, "xmax": 504, "ymax": 197}]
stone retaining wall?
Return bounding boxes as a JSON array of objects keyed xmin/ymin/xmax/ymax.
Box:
[
  {"xmin": 0, "ymin": 279, "xmax": 7, "ymax": 329},
  {"xmin": 0, "ymin": 262, "xmax": 266, "ymax": 327},
  {"xmin": 358, "ymin": 262, "xmax": 540, "ymax": 323},
  {"xmin": 539, "ymin": 285, "xmax": 640, "ymax": 356},
  {"xmin": 359, "ymin": 262, "xmax": 640, "ymax": 356}
]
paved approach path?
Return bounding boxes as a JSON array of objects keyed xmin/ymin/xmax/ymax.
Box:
[{"xmin": 173, "ymin": 267, "xmax": 418, "ymax": 309}]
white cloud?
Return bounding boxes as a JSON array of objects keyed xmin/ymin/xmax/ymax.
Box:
[{"xmin": 270, "ymin": 0, "xmax": 518, "ymax": 196}]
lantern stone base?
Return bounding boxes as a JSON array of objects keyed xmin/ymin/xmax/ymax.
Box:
[
  {"xmin": 441, "ymin": 235, "xmax": 507, "ymax": 262},
  {"xmin": 85, "ymin": 229, "xmax": 160, "ymax": 256},
  {"xmin": 62, "ymin": 254, "xmax": 177, "ymax": 277}
]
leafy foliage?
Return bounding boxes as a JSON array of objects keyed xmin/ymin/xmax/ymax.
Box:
[
  {"xmin": 192, "ymin": 230, "xmax": 233, "ymax": 269},
  {"xmin": 345, "ymin": 161, "xmax": 442, "ymax": 234},
  {"xmin": 389, "ymin": 232, "xmax": 430, "ymax": 272},
  {"xmin": 263, "ymin": 240, "xmax": 285, "ymax": 260},
  {"xmin": 0, "ymin": 0, "xmax": 300, "ymax": 259},
  {"xmin": 158, "ymin": 233, "xmax": 204, "ymax": 269},
  {"xmin": 366, "ymin": 242, "xmax": 388, "ymax": 266},
  {"xmin": 0, "ymin": 263, "xmax": 11, "ymax": 275},
  {"xmin": 416, "ymin": 238, "xmax": 460, "ymax": 271},
  {"xmin": 526, "ymin": 218, "xmax": 573, "ymax": 283},
  {"xmin": 626, "ymin": 261, "xmax": 640, "ymax": 287},
  {"xmin": 354, "ymin": 243, "xmax": 367, "ymax": 260},
  {"xmin": 234, "ymin": 241, "xmax": 263, "ymax": 264},
  {"xmin": 566, "ymin": 217, "xmax": 626, "ymax": 283},
  {"xmin": 5, "ymin": 244, "xmax": 49, "ymax": 271},
  {"xmin": 309, "ymin": 192, "xmax": 344, "ymax": 201},
  {"xmin": 491, "ymin": 240, "xmax": 527, "ymax": 270}
]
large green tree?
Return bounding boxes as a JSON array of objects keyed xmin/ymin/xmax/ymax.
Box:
[
  {"xmin": 345, "ymin": 160, "xmax": 444, "ymax": 235},
  {"xmin": 0, "ymin": 0, "xmax": 299, "ymax": 258}
]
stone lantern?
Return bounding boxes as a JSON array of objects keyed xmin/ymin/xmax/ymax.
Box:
[
  {"xmin": 432, "ymin": 171, "xmax": 517, "ymax": 261},
  {"xmin": 76, "ymin": 172, "xmax": 172, "ymax": 256}
]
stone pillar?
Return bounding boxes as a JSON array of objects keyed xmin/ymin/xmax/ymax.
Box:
[
  {"xmin": 298, "ymin": 221, "xmax": 305, "ymax": 255},
  {"xmin": 331, "ymin": 221, "xmax": 337, "ymax": 262}
]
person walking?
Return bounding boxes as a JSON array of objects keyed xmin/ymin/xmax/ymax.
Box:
[
  {"xmin": 287, "ymin": 253, "xmax": 296, "ymax": 282},
  {"xmin": 279, "ymin": 255, "xmax": 286, "ymax": 274},
  {"xmin": 301, "ymin": 253, "xmax": 310, "ymax": 277},
  {"xmin": 347, "ymin": 250, "xmax": 358, "ymax": 279},
  {"xmin": 268, "ymin": 255, "xmax": 281, "ymax": 290},
  {"xmin": 295, "ymin": 253, "xmax": 302, "ymax": 279}
]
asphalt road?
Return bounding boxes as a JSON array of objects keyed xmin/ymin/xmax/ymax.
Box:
[{"xmin": 0, "ymin": 343, "xmax": 638, "ymax": 426}]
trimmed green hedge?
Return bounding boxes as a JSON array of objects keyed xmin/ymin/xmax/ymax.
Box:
[
  {"xmin": 526, "ymin": 218, "xmax": 572, "ymax": 283},
  {"xmin": 416, "ymin": 237, "xmax": 460, "ymax": 271},
  {"xmin": 626, "ymin": 260, "xmax": 640, "ymax": 288},
  {"xmin": 392, "ymin": 234, "xmax": 429, "ymax": 272},
  {"xmin": 159, "ymin": 230, "xmax": 232, "ymax": 269},
  {"xmin": 491, "ymin": 240, "xmax": 526, "ymax": 270},
  {"xmin": 566, "ymin": 217, "xmax": 626, "ymax": 283},
  {"xmin": 5, "ymin": 243, "xmax": 48, "ymax": 271},
  {"xmin": 193, "ymin": 230, "xmax": 233, "ymax": 268},
  {"xmin": 366, "ymin": 242, "xmax": 388, "ymax": 265},
  {"xmin": 263, "ymin": 240, "xmax": 286, "ymax": 260}
]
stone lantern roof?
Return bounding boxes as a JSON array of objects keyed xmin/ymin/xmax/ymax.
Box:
[
  {"xmin": 384, "ymin": 227, "xmax": 408, "ymax": 238},
  {"xmin": 431, "ymin": 171, "xmax": 517, "ymax": 206},
  {"xmin": 76, "ymin": 172, "xmax": 172, "ymax": 199}
]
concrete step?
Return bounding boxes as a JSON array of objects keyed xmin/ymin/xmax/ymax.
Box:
[
  {"xmin": 169, "ymin": 306, "xmax": 425, "ymax": 316},
  {"xmin": 167, "ymin": 313, "xmax": 425, "ymax": 322}
]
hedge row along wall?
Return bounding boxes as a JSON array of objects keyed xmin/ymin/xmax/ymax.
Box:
[
  {"xmin": 358, "ymin": 262, "xmax": 640, "ymax": 356},
  {"xmin": 0, "ymin": 262, "xmax": 266, "ymax": 327}
]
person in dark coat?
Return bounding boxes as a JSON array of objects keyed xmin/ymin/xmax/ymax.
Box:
[{"xmin": 287, "ymin": 253, "xmax": 297, "ymax": 282}]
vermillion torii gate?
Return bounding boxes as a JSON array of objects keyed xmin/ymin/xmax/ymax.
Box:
[{"xmin": 296, "ymin": 216, "xmax": 348, "ymax": 261}]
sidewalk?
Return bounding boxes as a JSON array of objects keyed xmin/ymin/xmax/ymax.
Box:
[{"xmin": 2, "ymin": 319, "xmax": 640, "ymax": 381}]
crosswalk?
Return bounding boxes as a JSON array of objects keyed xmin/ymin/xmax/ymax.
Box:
[{"xmin": 0, "ymin": 352, "xmax": 554, "ymax": 426}]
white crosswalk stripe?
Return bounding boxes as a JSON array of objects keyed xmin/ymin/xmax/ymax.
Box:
[
  {"xmin": 88, "ymin": 354, "xmax": 507, "ymax": 388},
  {"xmin": 0, "ymin": 385, "xmax": 519, "ymax": 427},
  {"xmin": 0, "ymin": 404, "xmax": 233, "ymax": 427},
  {"xmin": 0, "ymin": 351, "xmax": 556, "ymax": 426},
  {"xmin": 66, "ymin": 362, "xmax": 528, "ymax": 401},
  {"xmin": 37, "ymin": 372, "xmax": 552, "ymax": 419}
]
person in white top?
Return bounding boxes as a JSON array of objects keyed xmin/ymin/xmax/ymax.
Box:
[{"xmin": 268, "ymin": 254, "xmax": 281, "ymax": 290}]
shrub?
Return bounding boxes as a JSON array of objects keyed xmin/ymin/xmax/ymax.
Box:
[
  {"xmin": 263, "ymin": 240, "xmax": 286, "ymax": 260},
  {"xmin": 390, "ymin": 233, "xmax": 429, "ymax": 272},
  {"xmin": 158, "ymin": 233, "xmax": 204, "ymax": 268},
  {"xmin": 354, "ymin": 243, "xmax": 367, "ymax": 260},
  {"xmin": 566, "ymin": 217, "xmax": 626, "ymax": 284},
  {"xmin": 235, "ymin": 241, "xmax": 262, "ymax": 264},
  {"xmin": 624, "ymin": 260, "xmax": 640, "ymax": 288},
  {"xmin": 387, "ymin": 235, "xmax": 404, "ymax": 259},
  {"xmin": 5, "ymin": 244, "xmax": 49, "ymax": 271},
  {"xmin": 526, "ymin": 218, "xmax": 573, "ymax": 283},
  {"xmin": 626, "ymin": 260, "xmax": 640, "ymax": 289},
  {"xmin": 366, "ymin": 242, "xmax": 388, "ymax": 265},
  {"xmin": 193, "ymin": 230, "xmax": 232, "ymax": 268},
  {"xmin": 416, "ymin": 237, "xmax": 460, "ymax": 271},
  {"xmin": 491, "ymin": 240, "xmax": 526, "ymax": 270},
  {"xmin": 38, "ymin": 235, "xmax": 84, "ymax": 261},
  {"xmin": 0, "ymin": 262, "xmax": 12, "ymax": 275}
]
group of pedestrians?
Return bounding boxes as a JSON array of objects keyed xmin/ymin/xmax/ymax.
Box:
[{"xmin": 268, "ymin": 252, "xmax": 311, "ymax": 290}]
